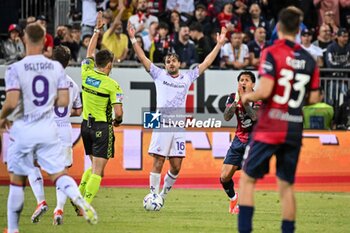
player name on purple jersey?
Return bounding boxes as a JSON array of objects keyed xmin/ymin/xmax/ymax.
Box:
[{"xmin": 24, "ymin": 62, "xmax": 54, "ymax": 71}]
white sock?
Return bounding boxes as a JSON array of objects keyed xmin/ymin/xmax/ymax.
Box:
[
  {"xmin": 55, "ymin": 186, "xmax": 67, "ymax": 212},
  {"xmin": 28, "ymin": 167, "xmax": 45, "ymax": 204},
  {"xmin": 7, "ymin": 185, "xmax": 24, "ymax": 233},
  {"xmin": 160, "ymin": 170, "xmax": 178, "ymax": 199},
  {"xmin": 230, "ymin": 194, "xmax": 237, "ymax": 201},
  {"xmin": 149, "ymin": 172, "xmax": 161, "ymax": 194},
  {"xmin": 55, "ymin": 175, "xmax": 81, "ymax": 201}
]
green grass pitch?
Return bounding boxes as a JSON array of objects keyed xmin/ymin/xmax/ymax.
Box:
[{"xmin": 0, "ymin": 187, "xmax": 349, "ymax": 233}]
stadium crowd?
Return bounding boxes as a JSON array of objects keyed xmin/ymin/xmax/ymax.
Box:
[
  {"xmin": 1, "ymin": 0, "xmax": 350, "ymax": 69},
  {"xmin": 0, "ymin": 0, "xmax": 350, "ymax": 129}
]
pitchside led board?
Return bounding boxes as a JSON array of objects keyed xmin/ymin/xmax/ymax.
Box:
[{"xmin": 0, "ymin": 66, "xmax": 349, "ymax": 191}]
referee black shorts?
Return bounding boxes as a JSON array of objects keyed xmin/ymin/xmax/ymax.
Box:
[{"xmin": 81, "ymin": 120, "xmax": 115, "ymax": 159}]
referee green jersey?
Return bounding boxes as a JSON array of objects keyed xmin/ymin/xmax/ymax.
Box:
[
  {"xmin": 81, "ymin": 57, "xmax": 123, "ymax": 122},
  {"xmin": 303, "ymin": 102, "xmax": 334, "ymax": 129}
]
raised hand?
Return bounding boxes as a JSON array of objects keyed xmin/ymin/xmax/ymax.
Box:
[
  {"xmin": 217, "ymin": 27, "xmax": 228, "ymax": 46},
  {"xmin": 0, "ymin": 118, "xmax": 11, "ymax": 131},
  {"xmin": 96, "ymin": 11, "xmax": 105, "ymax": 29},
  {"xmin": 237, "ymin": 84, "xmax": 244, "ymax": 98},
  {"xmin": 127, "ymin": 22, "xmax": 136, "ymax": 38}
]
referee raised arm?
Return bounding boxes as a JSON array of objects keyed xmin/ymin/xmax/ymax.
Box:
[{"xmin": 76, "ymin": 11, "xmax": 124, "ymax": 207}]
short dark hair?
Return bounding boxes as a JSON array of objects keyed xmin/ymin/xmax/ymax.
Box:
[
  {"xmin": 189, "ymin": 22, "xmax": 203, "ymax": 33},
  {"xmin": 164, "ymin": 52, "xmax": 180, "ymax": 63},
  {"xmin": 53, "ymin": 45, "xmax": 71, "ymax": 68},
  {"xmin": 25, "ymin": 23, "xmax": 45, "ymax": 44},
  {"xmin": 158, "ymin": 22, "xmax": 169, "ymax": 30},
  {"xmin": 278, "ymin": 7, "xmax": 302, "ymax": 35},
  {"xmin": 179, "ymin": 22, "xmax": 189, "ymax": 29},
  {"xmin": 95, "ymin": 49, "xmax": 114, "ymax": 68},
  {"xmin": 237, "ymin": 71, "xmax": 256, "ymax": 83}
]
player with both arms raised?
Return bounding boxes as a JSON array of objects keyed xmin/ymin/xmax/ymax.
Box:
[{"xmin": 127, "ymin": 21, "xmax": 228, "ymax": 207}]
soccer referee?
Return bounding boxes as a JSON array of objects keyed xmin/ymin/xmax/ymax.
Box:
[{"xmin": 77, "ymin": 12, "xmax": 123, "ymax": 207}]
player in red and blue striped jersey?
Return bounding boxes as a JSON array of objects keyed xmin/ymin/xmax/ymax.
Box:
[
  {"xmin": 238, "ymin": 7, "xmax": 320, "ymax": 233},
  {"xmin": 220, "ymin": 71, "xmax": 260, "ymax": 215}
]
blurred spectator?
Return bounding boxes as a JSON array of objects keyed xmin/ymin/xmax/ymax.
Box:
[
  {"xmin": 220, "ymin": 31, "xmax": 249, "ymax": 69},
  {"xmin": 334, "ymin": 90, "xmax": 350, "ymax": 129},
  {"xmin": 68, "ymin": 9, "xmax": 82, "ymax": 25},
  {"xmin": 300, "ymin": 0, "xmax": 318, "ymax": 30},
  {"xmin": 247, "ymin": 26, "xmax": 268, "ymax": 68},
  {"xmin": 105, "ymin": 0, "xmax": 137, "ymax": 29},
  {"xmin": 1, "ymin": 24, "xmax": 25, "ymax": 64},
  {"xmin": 216, "ymin": 2, "xmax": 242, "ymax": 36},
  {"xmin": 300, "ymin": 29, "xmax": 324, "ymax": 67},
  {"xmin": 61, "ymin": 25, "xmax": 80, "ymax": 61},
  {"xmin": 128, "ymin": 0, "xmax": 159, "ymax": 36},
  {"xmin": 340, "ymin": 1, "xmax": 350, "ymax": 29},
  {"xmin": 265, "ymin": 0, "xmax": 301, "ymax": 23},
  {"xmin": 77, "ymin": 34, "xmax": 94, "ymax": 63},
  {"xmin": 149, "ymin": 22, "xmax": 171, "ymax": 62},
  {"xmin": 324, "ymin": 28, "xmax": 350, "ymax": 105},
  {"xmin": 303, "ymin": 88, "xmax": 334, "ymax": 129},
  {"xmin": 242, "ymin": 31, "xmax": 251, "ymax": 44},
  {"xmin": 166, "ymin": 0, "xmax": 194, "ymax": 22},
  {"xmin": 102, "ymin": 9, "xmax": 114, "ymax": 28},
  {"xmin": 323, "ymin": 10, "xmax": 339, "ymax": 36},
  {"xmin": 270, "ymin": 6, "xmax": 306, "ymax": 44},
  {"xmin": 172, "ymin": 24, "xmax": 198, "ymax": 68},
  {"xmin": 71, "ymin": 24, "xmax": 82, "ymax": 44},
  {"xmin": 192, "ymin": 4, "xmax": 213, "ymax": 36},
  {"xmin": 189, "ymin": 22, "xmax": 212, "ymax": 63},
  {"xmin": 142, "ymin": 21, "xmax": 159, "ymax": 53},
  {"xmin": 81, "ymin": 0, "xmax": 98, "ymax": 38},
  {"xmin": 233, "ymin": 0, "xmax": 248, "ymax": 16},
  {"xmin": 148, "ymin": 0, "xmax": 166, "ymax": 18},
  {"xmin": 212, "ymin": 0, "xmax": 234, "ymax": 15},
  {"xmin": 313, "ymin": 24, "xmax": 333, "ymax": 58},
  {"xmin": 314, "ymin": 0, "xmax": 340, "ymax": 28},
  {"xmin": 169, "ymin": 11, "xmax": 182, "ymax": 38},
  {"xmin": 129, "ymin": 34, "xmax": 147, "ymax": 61},
  {"xmin": 243, "ymin": 3, "xmax": 270, "ymax": 40},
  {"xmin": 54, "ymin": 25, "xmax": 67, "ymax": 46},
  {"xmin": 108, "ymin": 0, "xmax": 135, "ymax": 18},
  {"xmin": 102, "ymin": 8, "xmax": 129, "ymax": 62},
  {"xmin": 213, "ymin": 0, "xmax": 247, "ymax": 16},
  {"xmin": 54, "ymin": 25, "xmax": 80, "ymax": 61},
  {"xmin": 36, "ymin": 15, "xmax": 53, "ymax": 58},
  {"xmin": 26, "ymin": 16, "xmax": 36, "ymax": 25},
  {"xmin": 325, "ymin": 28, "xmax": 350, "ymax": 68}
]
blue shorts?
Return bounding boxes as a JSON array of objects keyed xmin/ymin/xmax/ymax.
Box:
[
  {"xmin": 242, "ymin": 141, "xmax": 301, "ymax": 184},
  {"xmin": 223, "ymin": 136, "xmax": 247, "ymax": 169}
]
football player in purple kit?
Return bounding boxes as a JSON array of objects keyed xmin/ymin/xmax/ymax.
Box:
[
  {"xmin": 238, "ymin": 7, "xmax": 320, "ymax": 233},
  {"xmin": 220, "ymin": 71, "xmax": 260, "ymax": 215},
  {"xmin": 128, "ymin": 22, "xmax": 227, "ymax": 206}
]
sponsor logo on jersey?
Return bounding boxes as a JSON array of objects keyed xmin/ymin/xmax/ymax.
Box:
[{"xmin": 86, "ymin": 77, "xmax": 101, "ymax": 88}]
